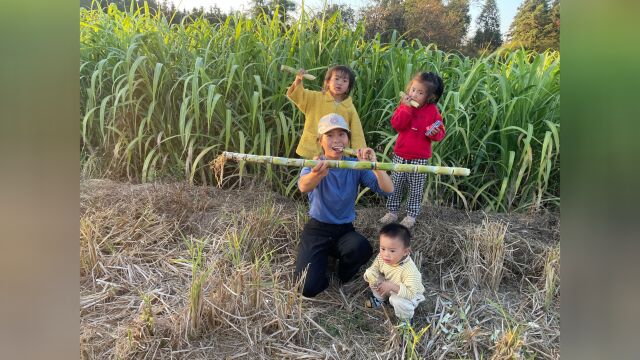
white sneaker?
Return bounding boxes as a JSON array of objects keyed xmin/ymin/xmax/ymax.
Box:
[
  {"xmin": 400, "ymin": 216, "xmax": 416, "ymax": 228},
  {"xmin": 379, "ymin": 212, "xmax": 398, "ymax": 224}
]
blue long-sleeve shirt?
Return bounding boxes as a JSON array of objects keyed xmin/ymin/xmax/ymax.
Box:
[{"xmin": 299, "ymin": 157, "xmax": 392, "ymax": 224}]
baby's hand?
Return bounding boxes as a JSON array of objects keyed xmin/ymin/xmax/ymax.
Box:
[{"xmin": 376, "ymin": 280, "xmax": 396, "ymax": 296}]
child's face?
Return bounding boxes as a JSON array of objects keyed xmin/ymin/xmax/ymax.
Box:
[
  {"xmin": 379, "ymin": 234, "xmax": 410, "ymax": 266},
  {"xmin": 326, "ymin": 71, "xmax": 350, "ymax": 98},
  {"xmin": 407, "ymin": 80, "xmax": 430, "ymax": 107},
  {"xmin": 319, "ymin": 128, "xmax": 350, "ymax": 159}
]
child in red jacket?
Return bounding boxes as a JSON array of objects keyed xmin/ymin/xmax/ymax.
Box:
[{"xmin": 379, "ymin": 72, "xmax": 446, "ymax": 228}]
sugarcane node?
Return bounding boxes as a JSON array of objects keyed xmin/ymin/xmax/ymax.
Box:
[{"xmin": 219, "ymin": 151, "xmax": 471, "ymax": 176}]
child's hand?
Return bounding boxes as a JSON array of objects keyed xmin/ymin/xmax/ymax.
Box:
[
  {"xmin": 426, "ymin": 127, "xmax": 441, "ymax": 137},
  {"xmin": 295, "ymin": 68, "xmax": 306, "ymax": 83},
  {"xmin": 425, "ymin": 120, "xmax": 443, "ymax": 136},
  {"xmin": 357, "ymin": 147, "xmax": 377, "ymax": 162},
  {"xmin": 369, "ymin": 275, "xmax": 384, "ymax": 290},
  {"xmin": 400, "ymin": 94, "xmax": 413, "ymax": 107},
  {"xmin": 376, "ymin": 280, "xmax": 398, "ymax": 296}
]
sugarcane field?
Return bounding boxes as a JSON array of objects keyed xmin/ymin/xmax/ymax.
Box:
[{"xmin": 80, "ymin": 2, "xmax": 560, "ymax": 359}]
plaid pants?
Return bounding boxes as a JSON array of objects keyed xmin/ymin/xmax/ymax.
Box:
[{"xmin": 386, "ymin": 154, "xmax": 429, "ymax": 218}]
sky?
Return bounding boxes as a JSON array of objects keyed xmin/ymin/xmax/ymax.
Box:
[{"xmin": 167, "ymin": 0, "xmax": 522, "ymax": 36}]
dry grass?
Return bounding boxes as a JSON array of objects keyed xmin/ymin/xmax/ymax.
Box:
[
  {"xmin": 457, "ymin": 219, "xmax": 510, "ymax": 291},
  {"xmin": 80, "ymin": 179, "xmax": 559, "ymax": 359},
  {"xmin": 541, "ymin": 245, "xmax": 560, "ymax": 312}
]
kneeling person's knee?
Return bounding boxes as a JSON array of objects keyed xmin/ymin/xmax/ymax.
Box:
[{"xmin": 339, "ymin": 232, "xmax": 372, "ymax": 261}]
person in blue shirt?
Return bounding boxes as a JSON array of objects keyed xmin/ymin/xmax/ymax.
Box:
[{"xmin": 295, "ymin": 113, "xmax": 394, "ymax": 297}]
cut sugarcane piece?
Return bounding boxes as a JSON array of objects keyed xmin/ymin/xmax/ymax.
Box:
[
  {"xmin": 399, "ymin": 91, "xmax": 420, "ymax": 108},
  {"xmin": 219, "ymin": 151, "xmax": 470, "ymax": 176},
  {"xmin": 280, "ymin": 65, "xmax": 316, "ymax": 80},
  {"xmin": 343, "ymin": 148, "xmax": 357, "ymax": 156}
]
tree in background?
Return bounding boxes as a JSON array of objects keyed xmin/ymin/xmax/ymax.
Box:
[
  {"xmin": 361, "ymin": 0, "xmax": 471, "ymax": 51},
  {"xmin": 403, "ymin": 0, "xmax": 445, "ymax": 45},
  {"xmin": 80, "ymin": 0, "xmax": 228, "ymax": 25},
  {"xmin": 443, "ymin": 0, "xmax": 472, "ymax": 50},
  {"xmin": 472, "ymin": 0, "xmax": 502, "ymax": 52},
  {"xmin": 249, "ymin": 0, "xmax": 296, "ymax": 23},
  {"xmin": 545, "ymin": 0, "xmax": 560, "ymax": 50},
  {"xmin": 360, "ymin": 0, "xmax": 406, "ymax": 42},
  {"xmin": 81, "ymin": 0, "xmax": 161, "ymax": 12},
  {"xmin": 403, "ymin": 0, "xmax": 470, "ymax": 51},
  {"xmin": 186, "ymin": 5, "xmax": 228, "ymax": 24},
  {"xmin": 319, "ymin": 4, "xmax": 356, "ymax": 28},
  {"xmin": 249, "ymin": 0, "xmax": 271, "ymax": 18},
  {"xmin": 506, "ymin": 0, "xmax": 558, "ymax": 51}
]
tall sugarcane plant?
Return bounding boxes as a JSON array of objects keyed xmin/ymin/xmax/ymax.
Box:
[{"xmin": 80, "ymin": 3, "xmax": 559, "ymax": 212}]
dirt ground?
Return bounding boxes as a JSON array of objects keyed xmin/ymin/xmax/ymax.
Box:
[{"xmin": 80, "ymin": 179, "xmax": 559, "ymax": 359}]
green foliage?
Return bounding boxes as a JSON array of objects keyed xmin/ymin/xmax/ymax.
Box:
[
  {"xmin": 81, "ymin": 0, "xmax": 228, "ymax": 25},
  {"xmin": 472, "ymin": 0, "xmax": 502, "ymax": 52},
  {"xmin": 442, "ymin": 0, "xmax": 472, "ymax": 50},
  {"xmin": 311, "ymin": 3, "xmax": 357, "ymax": 29},
  {"xmin": 80, "ymin": 4, "xmax": 560, "ymax": 212},
  {"xmin": 250, "ymin": 0, "xmax": 296, "ymax": 24},
  {"xmin": 361, "ymin": 0, "xmax": 406, "ymax": 43},
  {"xmin": 546, "ymin": 0, "xmax": 560, "ymax": 50},
  {"xmin": 363, "ymin": 0, "xmax": 471, "ymax": 52},
  {"xmin": 507, "ymin": 0, "xmax": 559, "ymax": 52}
]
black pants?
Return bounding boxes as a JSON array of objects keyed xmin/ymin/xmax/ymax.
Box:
[{"xmin": 294, "ymin": 218, "xmax": 373, "ymax": 297}]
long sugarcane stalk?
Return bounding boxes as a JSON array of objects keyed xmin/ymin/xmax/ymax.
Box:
[{"xmin": 221, "ymin": 151, "xmax": 470, "ymax": 176}]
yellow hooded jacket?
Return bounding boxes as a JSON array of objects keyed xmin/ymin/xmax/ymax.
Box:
[{"xmin": 287, "ymin": 84, "xmax": 366, "ymax": 159}]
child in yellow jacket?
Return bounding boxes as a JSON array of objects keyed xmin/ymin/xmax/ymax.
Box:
[{"xmin": 286, "ymin": 65, "xmax": 367, "ymax": 159}]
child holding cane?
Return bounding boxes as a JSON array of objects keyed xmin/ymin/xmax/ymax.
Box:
[
  {"xmin": 379, "ymin": 72, "xmax": 446, "ymax": 228},
  {"xmin": 286, "ymin": 65, "xmax": 367, "ymax": 159}
]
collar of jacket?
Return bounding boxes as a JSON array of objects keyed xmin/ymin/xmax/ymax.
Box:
[
  {"xmin": 398, "ymin": 255, "xmax": 412, "ymax": 266},
  {"xmin": 322, "ymin": 90, "xmax": 353, "ymax": 107}
]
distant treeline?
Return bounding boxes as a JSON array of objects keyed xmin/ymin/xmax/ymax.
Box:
[
  {"xmin": 80, "ymin": 0, "xmax": 229, "ymax": 24},
  {"xmin": 80, "ymin": 0, "xmax": 560, "ymax": 56}
]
